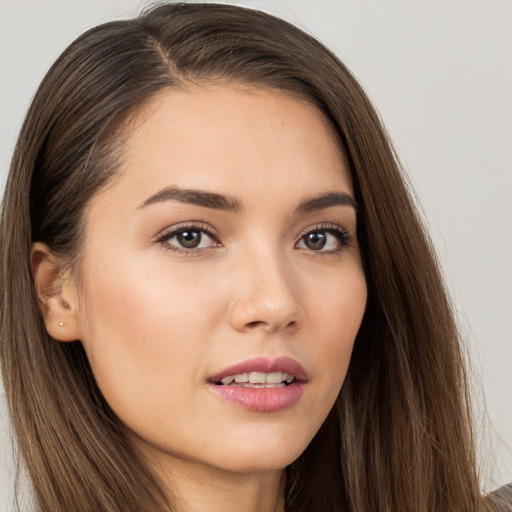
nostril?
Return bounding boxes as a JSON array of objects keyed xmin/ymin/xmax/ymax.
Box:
[
  {"xmin": 229, "ymin": 296, "xmax": 304, "ymax": 333},
  {"xmin": 246, "ymin": 320, "xmax": 266, "ymax": 329},
  {"xmin": 245, "ymin": 319, "xmax": 297, "ymax": 331}
]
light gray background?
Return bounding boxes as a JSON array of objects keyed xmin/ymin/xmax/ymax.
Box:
[{"xmin": 1, "ymin": 0, "xmax": 511, "ymax": 509}]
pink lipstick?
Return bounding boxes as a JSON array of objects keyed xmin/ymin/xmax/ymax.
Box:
[{"xmin": 208, "ymin": 356, "xmax": 307, "ymax": 412}]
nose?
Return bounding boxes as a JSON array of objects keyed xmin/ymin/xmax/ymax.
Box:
[{"xmin": 228, "ymin": 248, "xmax": 304, "ymax": 334}]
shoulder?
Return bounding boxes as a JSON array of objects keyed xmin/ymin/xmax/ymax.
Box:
[{"xmin": 486, "ymin": 483, "xmax": 512, "ymax": 511}]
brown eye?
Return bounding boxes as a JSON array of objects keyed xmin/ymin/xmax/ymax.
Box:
[
  {"xmin": 176, "ymin": 230, "xmax": 202, "ymax": 249},
  {"xmin": 296, "ymin": 226, "xmax": 350, "ymax": 253},
  {"xmin": 158, "ymin": 225, "xmax": 219, "ymax": 252},
  {"xmin": 303, "ymin": 232, "xmax": 327, "ymax": 250}
]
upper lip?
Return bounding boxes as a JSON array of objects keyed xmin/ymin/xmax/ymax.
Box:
[{"xmin": 208, "ymin": 356, "xmax": 308, "ymax": 383}]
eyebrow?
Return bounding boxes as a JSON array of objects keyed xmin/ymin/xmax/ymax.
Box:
[
  {"xmin": 138, "ymin": 186, "xmax": 244, "ymax": 213},
  {"xmin": 138, "ymin": 186, "xmax": 357, "ymax": 214},
  {"xmin": 295, "ymin": 191, "xmax": 358, "ymax": 214}
]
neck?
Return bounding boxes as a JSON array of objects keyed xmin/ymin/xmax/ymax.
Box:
[{"xmin": 164, "ymin": 460, "xmax": 285, "ymax": 512}]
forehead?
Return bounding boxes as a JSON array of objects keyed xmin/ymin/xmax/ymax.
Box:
[{"xmin": 93, "ymin": 84, "xmax": 352, "ymax": 213}]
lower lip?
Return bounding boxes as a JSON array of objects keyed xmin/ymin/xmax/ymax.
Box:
[{"xmin": 209, "ymin": 382, "xmax": 305, "ymax": 412}]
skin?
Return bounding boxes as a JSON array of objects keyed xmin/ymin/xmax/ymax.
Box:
[{"xmin": 33, "ymin": 85, "xmax": 367, "ymax": 512}]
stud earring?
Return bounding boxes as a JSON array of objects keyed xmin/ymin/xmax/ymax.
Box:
[{"xmin": 58, "ymin": 322, "xmax": 64, "ymax": 327}]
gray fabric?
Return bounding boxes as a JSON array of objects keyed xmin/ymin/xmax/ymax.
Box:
[{"xmin": 486, "ymin": 483, "xmax": 512, "ymax": 511}]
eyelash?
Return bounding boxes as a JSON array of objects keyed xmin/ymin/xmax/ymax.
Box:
[
  {"xmin": 156, "ymin": 222, "xmax": 221, "ymax": 256},
  {"xmin": 156, "ymin": 222, "xmax": 352, "ymax": 255},
  {"xmin": 296, "ymin": 223, "xmax": 353, "ymax": 255}
]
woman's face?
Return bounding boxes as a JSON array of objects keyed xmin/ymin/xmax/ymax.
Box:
[{"xmin": 72, "ymin": 85, "xmax": 367, "ymax": 474}]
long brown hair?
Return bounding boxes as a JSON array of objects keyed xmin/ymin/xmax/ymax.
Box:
[{"xmin": 0, "ymin": 3, "xmax": 491, "ymax": 511}]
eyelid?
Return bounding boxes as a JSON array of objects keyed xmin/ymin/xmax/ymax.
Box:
[
  {"xmin": 295, "ymin": 222, "xmax": 353, "ymax": 251},
  {"xmin": 155, "ymin": 222, "xmax": 221, "ymax": 253},
  {"xmin": 154, "ymin": 221, "xmax": 352, "ymax": 255}
]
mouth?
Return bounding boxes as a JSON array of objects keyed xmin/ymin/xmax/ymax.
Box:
[
  {"xmin": 209, "ymin": 355, "xmax": 307, "ymax": 386},
  {"xmin": 208, "ymin": 356, "xmax": 307, "ymax": 412},
  {"xmin": 216, "ymin": 370, "xmax": 295, "ymax": 388}
]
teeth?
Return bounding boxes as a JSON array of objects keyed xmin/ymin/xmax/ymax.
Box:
[
  {"xmin": 265, "ymin": 372, "xmax": 284, "ymax": 384},
  {"xmin": 218, "ymin": 371, "xmax": 295, "ymax": 385},
  {"xmin": 220, "ymin": 375, "xmax": 234, "ymax": 385},
  {"xmin": 249, "ymin": 372, "xmax": 266, "ymax": 383},
  {"xmin": 233, "ymin": 382, "xmax": 286, "ymax": 388}
]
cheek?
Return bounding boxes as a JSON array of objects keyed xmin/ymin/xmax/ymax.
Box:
[
  {"xmin": 305, "ymin": 265, "xmax": 367, "ymax": 392},
  {"xmin": 76, "ymin": 255, "xmax": 224, "ymax": 416}
]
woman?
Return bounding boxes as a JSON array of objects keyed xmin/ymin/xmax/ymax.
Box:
[{"xmin": 0, "ymin": 3, "xmax": 503, "ymax": 511}]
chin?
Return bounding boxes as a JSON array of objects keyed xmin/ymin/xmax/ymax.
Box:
[
  {"xmin": 201, "ymin": 425, "xmax": 314, "ymax": 474},
  {"xmin": 210, "ymin": 449, "xmax": 302, "ymax": 475}
]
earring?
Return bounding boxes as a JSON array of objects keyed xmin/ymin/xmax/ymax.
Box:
[{"xmin": 58, "ymin": 322, "xmax": 64, "ymax": 327}]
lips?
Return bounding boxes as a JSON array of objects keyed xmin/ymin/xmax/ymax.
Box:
[{"xmin": 208, "ymin": 356, "xmax": 307, "ymax": 412}]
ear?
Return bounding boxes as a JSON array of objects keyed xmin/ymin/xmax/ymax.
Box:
[{"xmin": 31, "ymin": 242, "xmax": 82, "ymax": 342}]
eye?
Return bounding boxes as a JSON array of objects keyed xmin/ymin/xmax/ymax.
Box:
[
  {"xmin": 296, "ymin": 225, "xmax": 351, "ymax": 253},
  {"xmin": 157, "ymin": 224, "xmax": 220, "ymax": 253}
]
